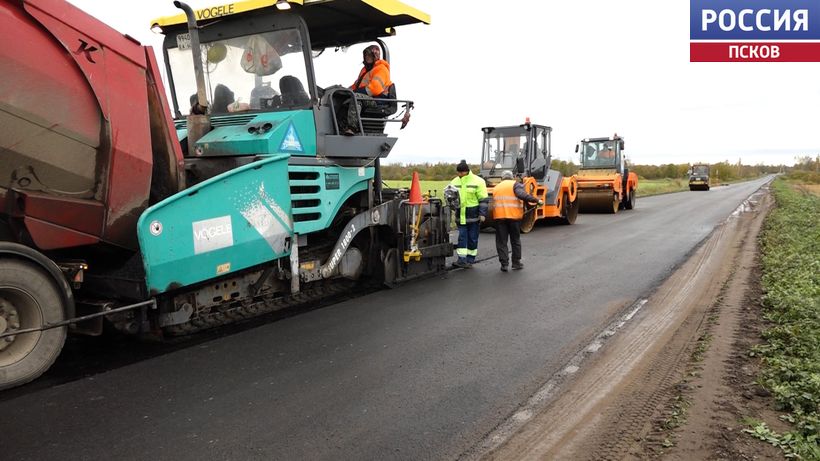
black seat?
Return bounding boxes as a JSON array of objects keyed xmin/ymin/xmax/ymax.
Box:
[
  {"xmin": 211, "ymin": 84, "xmax": 235, "ymax": 114},
  {"xmin": 279, "ymin": 76, "xmax": 310, "ymax": 107},
  {"xmin": 359, "ymin": 83, "xmax": 398, "ymax": 134},
  {"xmin": 360, "ymin": 83, "xmax": 398, "ymax": 117}
]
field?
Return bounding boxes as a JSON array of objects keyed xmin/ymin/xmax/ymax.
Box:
[
  {"xmin": 635, "ymin": 178, "xmax": 688, "ymax": 197},
  {"xmin": 385, "ymin": 177, "xmax": 763, "ymax": 199},
  {"xmin": 387, "ymin": 178, "xmax": 691, "ymax": 199},
  {"xmin": 384, "ymin": 179, "xmax": 452, "ymax": 197}
]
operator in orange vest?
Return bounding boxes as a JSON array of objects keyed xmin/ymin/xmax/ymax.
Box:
[
  {"xmin": 351, "ymin": 45, "xmax": 392, "ymax": 97},
  {"xmin": 600, "ymin": 142, "xmax": 616, "ymax": 160},
  {"xmin": 492, "ymin": 170, "xmax": 543, "ymax": 272},
  {"xmin": 340, "ymin": 44, "xmax": 393, "ymax": 135}
]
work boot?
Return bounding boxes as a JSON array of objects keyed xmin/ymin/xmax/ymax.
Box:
[
  {"xmin": 500, "ymin": 265, "xmax": 508, "ymax": 272},
  {"xmin": 512, "ymin": 262, "xmax": 524, "ymax": 270},
  {"xmin": 452, "ymin": 260, "xmax": 470, "ymax": 269}
]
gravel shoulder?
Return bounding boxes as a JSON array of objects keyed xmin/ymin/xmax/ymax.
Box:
[{"xmin": 477, "ymin": 185, "xmax": 780, "ymax": 460}]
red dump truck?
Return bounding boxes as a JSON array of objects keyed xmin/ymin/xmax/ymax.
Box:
[{"xmin": 1, "ymin": 0, "xmax": 185, "ymax": 388}]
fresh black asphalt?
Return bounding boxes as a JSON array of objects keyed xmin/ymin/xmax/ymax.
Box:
[{"xmin": 0, "ymin": 176, "xmax": 773, "ymax": 460}]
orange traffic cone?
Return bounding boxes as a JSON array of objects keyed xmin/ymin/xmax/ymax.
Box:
[{"xmin": 408, "ymin": 171, "xmax": 423, "ymax": 205}]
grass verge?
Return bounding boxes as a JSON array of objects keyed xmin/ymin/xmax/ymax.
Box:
[
  {"xmin": 387, "ymin": 178, "xmax": 692, "ymax": 199},
  {"xmin": 382, "ymin": 179, "xmax": 451, "ymax": 197},
  {"xmin": 386, "ymin": 176, "xmax": 766, "ymax": 200},
  {"xmin": 749, "ymin": 177, "xmax": 820, "ymax": 459},
  {"xmin": 636, "ymin": 178, "xmax": 688, "ymax": 197}
]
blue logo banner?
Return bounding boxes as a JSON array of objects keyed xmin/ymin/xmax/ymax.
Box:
[{"xmin": 691, "ymin": 0, "xmax": 820, "ymax": 40}]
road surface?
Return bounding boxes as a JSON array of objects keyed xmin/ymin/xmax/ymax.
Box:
[{"xmin": 0, "ymin": 176, "xmax": 773, "ymax": 460}]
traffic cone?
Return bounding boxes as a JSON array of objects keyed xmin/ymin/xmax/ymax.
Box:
[{"xmin": 408, "ymin": 171, "xmax": 423, "ymax": 205}]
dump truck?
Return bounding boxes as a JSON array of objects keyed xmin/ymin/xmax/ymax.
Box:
[
  {"xmin": 689, "ymin": 164, "xmax": 711, "ymax": 190},
  {"xmin": 479, "ymin": 120, "xmax": 579, "ymax": 232},
  {"xmin": 575, "ymin": 134, "xmax": 638, "ymax": 213},
  {"xmin": 0, "ymin": 0, "xmax": 451, "ymax": 390}
]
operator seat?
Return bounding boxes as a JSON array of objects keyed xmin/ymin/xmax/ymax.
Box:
[
  {"xmin": 359, "ymin": 83, "xmax": 398, "ymax": 135},
  {"xmin": 279, "ymin": 76, "xmax": 310, "ymax": 107},
  {"xmin": 211, "ymin": 84, "xmax": 235, "ymax": 114}
]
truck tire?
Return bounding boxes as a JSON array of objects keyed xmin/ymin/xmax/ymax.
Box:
[
  {"xmin": 0, "ymin": 259, "xmax": 66, "ymax": 390},
  {"xmin": 625, "ymin": 189, "xmax": 636, "ymax": 210}
]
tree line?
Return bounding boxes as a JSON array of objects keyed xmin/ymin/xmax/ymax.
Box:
[
  {"xmin": 787, "ymin": 155, "xmax": 820, "ymax": 183},
  {"xmin": 380, "ymin": 159, "xmax": 795, "ymax": 182}
]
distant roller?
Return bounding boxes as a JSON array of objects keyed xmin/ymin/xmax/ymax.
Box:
[{"xmin": 689, "ymin": 163, "xmax": 711, "ymax": 191}]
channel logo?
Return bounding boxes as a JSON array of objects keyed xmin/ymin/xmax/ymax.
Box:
[{"xmin": 690, "ymin": 0, "xmax": 820, "ymax": 62}]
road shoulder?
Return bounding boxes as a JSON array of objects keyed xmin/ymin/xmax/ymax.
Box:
[{"xmin": 477, "ymin": 185, "xmax": 778, "ymax": 460}]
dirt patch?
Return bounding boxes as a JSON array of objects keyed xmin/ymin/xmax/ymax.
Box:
[
  {"xmin": 638, "ymin": 191, "xmax": 786, "ymax": 460},
  {"xmin": 476, "ymin": 187, "xmax": 783, "ymax": 460}
]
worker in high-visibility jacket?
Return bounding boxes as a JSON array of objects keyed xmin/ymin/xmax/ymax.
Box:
[
  {"xmin": 492, "ymin": 170, "xmax": 543, "ymax": 272},
  {"xmin": 450, "ymin": 160, "xmax": 489, "ymax": 268},
  {"xmin": 338, "ymin": 45, "xmax": 393, "ymax": 135},
  {"xmin": 351, "ymin": 45, "xmax": 392, "ymax": 97}
]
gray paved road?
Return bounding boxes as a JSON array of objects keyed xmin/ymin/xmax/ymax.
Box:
[{"xmin": 1, "ymin": 177, "xmax": 772, "ymax": 460}]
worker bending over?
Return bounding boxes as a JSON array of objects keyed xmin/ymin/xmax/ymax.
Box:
[{"xmin": 492, "ymin": 170, "xmax": 542, "ymax": 272}]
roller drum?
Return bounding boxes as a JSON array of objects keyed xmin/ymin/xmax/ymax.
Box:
[{"xmin": 577, "ymin": 189, "xmax": 619, "ymax": 213}]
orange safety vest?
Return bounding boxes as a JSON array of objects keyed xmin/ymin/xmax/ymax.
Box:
[
  {"xmin": 352, "ymin": 59, "xmax": 392, "ymax": 97},
  {"xmin": 492, "ymin": 180, "xmax": 524, "ymax": 220}
]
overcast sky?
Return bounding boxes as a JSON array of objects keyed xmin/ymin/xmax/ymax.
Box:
[{"xmin": 66, "ymin": 0, "xmax": 819, "ymax": 166}]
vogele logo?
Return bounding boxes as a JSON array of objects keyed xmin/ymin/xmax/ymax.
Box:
[{"xmin": 690, "ymin": 0, "xmax": 820, "ymax": 62}]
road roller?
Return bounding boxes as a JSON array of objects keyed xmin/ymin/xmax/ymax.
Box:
[
  {"xmin": 575, "ymin": 134, "xmax": 638, "ymax": 213},
  {"xmin": 689, "ymin": 164, "xmax": 711, "ymax": 190},
  {"xmin": 478, "ymin": 119, "xmax": 579, "ymax": 233}
]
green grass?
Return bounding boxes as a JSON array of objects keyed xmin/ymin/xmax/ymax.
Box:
[
  {"xmin": 386, "ymin": 178, "xmax": 690, "ymax": 198},
  {"xmin": 384, "ymin": 176, "xmax": 762, "ymax": 199},
  {"xmin": 749, "ymin": 177, "xmax": 820, "ymax": 459},
  {"xmin": 382, "ymin": 179, "xmax": 452, "ymax": 196},
  {"xmin": 629, "ymin": 176, "xmax": 764, "ymax": 197},
  {"xmin": 636, "ymin": 178, "xmax": 689, "ymax": 197}
]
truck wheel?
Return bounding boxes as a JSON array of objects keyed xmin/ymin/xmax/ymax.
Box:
[
  {"xmin": 625, "ymin": 189, "xmax": 636, "ymax": 210},
  {"xmin": 0, "ymin": 259, "xmax": 66, "ymax": 390}
]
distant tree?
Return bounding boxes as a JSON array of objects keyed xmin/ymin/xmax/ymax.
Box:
[
  {"xmin": 794, "ymin": 155, "xmax": 819, "ymax": 172},
  {"xmin": 381, "ymin": 158, "xmax": 782, "ymax": 181}
]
